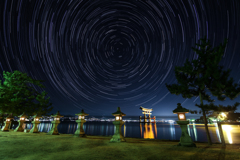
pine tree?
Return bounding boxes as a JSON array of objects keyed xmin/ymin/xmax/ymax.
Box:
[
  {"xmin": 0, "ymin": 70, "xmax": 53, "ymax": 116},
  {"xmin": 165, "ymin": 37, "xmax": 240, "ymax": 145}
]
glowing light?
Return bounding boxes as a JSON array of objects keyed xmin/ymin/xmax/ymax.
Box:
[
  {"xmin": 221, "ymin": 112, "xmax": 226, "ymax": 117},
  {"xmin": 143, "ymin": 123, "xmax": 154, "ymax": 139},
  {"xmin": 179, "ymin": 114, "xmax": 185, "ymax": 119},
  {"xmin": 222, "ymin": 125, "xmax": 233, "ymax": 144},
  {"xmin": 218, "ymin": 112, "xmax": 227, "ymax": 121},
  {"xmin": 116, "ymin": 116, "xmax": 119, "ymax": 120}
]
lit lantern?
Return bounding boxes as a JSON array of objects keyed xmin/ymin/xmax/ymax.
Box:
[
  {"xmin": 173, "ymin": 103, "xmax": 189, "ymax": 121},
  {"xmin": 47, "ymin": 111, "xmax": 64, "ymax": 135},
  {"xmin": 172, "ymin": 103, "xmax": 196, "ymax": 147},
  {"xmin": 0, "ymin": 113, "xmax": 3, "ymax": 126},
  {"xmin": 14, "ymin": 112, "xmax": 28, "ymax": 132},
  {"xmin": 29, "ymin": 113, "xmax": 42, "ymax": 133},
  {"xmin": 74, "ymin": 109, "xmax": 89, "ymax": 137},
  {"xmin": 110, "ymin": 107, "xmax": 126, "ymax": 142},
  {"xmin": 112, "ymin": 107, "xmax": 125, "ymax": 121},
  {"xmin": 1, "ymin": 113, "xmax": 14, "ymax": 132}
]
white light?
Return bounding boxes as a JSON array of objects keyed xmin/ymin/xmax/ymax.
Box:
[
  {"xmin": 116, "ymin": 116, "xmax": 119, "ymax": 120},
  {"xmin": 120, "ymin": 117, "xmax": 122, "ymax": 120},
  {"xmin": 221, "ymin": 112, "xmax": 226, "ymax": 117},
  {"xmin": 168, "ymin": 120, "xmax": 174, "ymax": 123},
  {"xmin": 179, "ymin": 114, "xmax": 185, "ymax": 120},
  {"xmin": 222, "ymin": 125, "xmax": 233, "ymax": 144},
  {"xmin": 79, "ymin": 116, "xmax": 82, "ymax": 119}
]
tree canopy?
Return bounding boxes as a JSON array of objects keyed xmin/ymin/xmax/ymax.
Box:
[
  {"xmin": 165, "ymin": 36, "xmax": 240, "ymax": 145},
  {"xmin": 0, "ymin": 70, "xmax": 53, "ymax": 116}
]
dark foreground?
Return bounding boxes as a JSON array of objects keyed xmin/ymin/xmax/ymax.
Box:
[{"xmin": 0, "ymin": 130, "xmax": 239, "ymax": 160}]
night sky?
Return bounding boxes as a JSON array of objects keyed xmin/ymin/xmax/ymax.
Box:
[{"xmin": 0, "ymin": 0, "xmax": 240, "ymax": 117}]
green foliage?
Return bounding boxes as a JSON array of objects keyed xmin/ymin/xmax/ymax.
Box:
[
  {"xmin": 0, "ymin": 70, "xmax": 53, "ymax": 116},
  {"xmin": 196, "ymin": 102, "xmax": 240, "ymax": 112},
  {"xmin": 166, "ymin": 36, "xmax": 240, "ymax": 110},
  {"xmin": 165, "ymin": 36, "xmax": 240, "ymax": 145}
]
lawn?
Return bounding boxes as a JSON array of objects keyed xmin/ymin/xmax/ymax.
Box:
[{"xmin": 0, "ymin": 130, "xmax": 239, "ymax": 160}]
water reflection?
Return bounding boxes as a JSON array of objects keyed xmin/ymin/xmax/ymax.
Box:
[
  {"xmin": 169, "ymin": 121, "xmax": 175, "ymax": 140},
  {"xmin": 8, "ymin": 121, "xmax": 240, "ymax": 144},
  {"xmin": 222, "ymin": 125, "xmax": 232, "ymax": 144},
  {"xmin": 193, "ymin": 123, "xmax": 198, "ymax": 141},
  {"xmin": 140, "ymin": 123, "xmax": 157, "ymax": 139},
  {"xmin": 214, "ymin": 123, "xmax": 221, "ymax": 143}
]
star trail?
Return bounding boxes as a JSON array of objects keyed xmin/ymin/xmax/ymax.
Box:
[{"xmin": 0, "ymin": 0, "xmax": 240, "ymax": 116}]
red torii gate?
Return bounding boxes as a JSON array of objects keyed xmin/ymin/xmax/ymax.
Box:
[{"xmin": 139, "ymin": 106, "xmax": 156, "ymax": 123}]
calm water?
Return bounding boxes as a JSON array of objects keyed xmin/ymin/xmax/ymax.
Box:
[{"xmin": 11, "ymin": 121, "xmax": 240, "ymax": 144}]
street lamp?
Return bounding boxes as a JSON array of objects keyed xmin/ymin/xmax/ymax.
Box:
[
  {"xmin": 173, "ymin": 103, "xmax": 196, "ymax": 147},
  {"xmin": 47, "ymin": 111, "xmax": 63, "ymax": 135},
  {"xmin": 73, "ymin": 109, "xmax": 89, "ymax": 137},
  {"xmin": 29, "ymin": 113, "xmax": 42, "ymax": 133},
  {"xmin": 1, "ymin": 113, "xmax": 14, "ymax": 132},
  {"xmin": 14, "ymin": 112, "xmax": 28, "ymax": 132},
  {"xmin": 110, "ymin": 107, "xmax": 126, "ymax": 142}
]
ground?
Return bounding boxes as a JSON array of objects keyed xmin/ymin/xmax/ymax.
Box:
[{"xmin": 0, "ymin": 130, "xmax": 239, "ymax": 160}]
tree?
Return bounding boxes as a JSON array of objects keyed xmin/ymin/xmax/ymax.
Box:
[
  {"xmin": 200, "ymin": 102, "xmax": 240, "ymax": 121},
  {"xmin": 0, "ymin": 70, "xmax": 53, "ymax": 116},
  {"xmin": 165, "ymin": 37, "xmax": 240, "ymax": 145}
]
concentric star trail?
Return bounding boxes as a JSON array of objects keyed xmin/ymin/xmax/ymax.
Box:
[{"xmin": 0, "ymin": 0, "xmax": 240, "ymax": 116}]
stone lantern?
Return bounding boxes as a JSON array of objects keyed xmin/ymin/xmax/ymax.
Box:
[
  {"xmin": 173, "ymin": 103, "xmax": 196, "ymax": 147},
  {"xmin": 0, "ymin": 113, "xmax": 3, "ymax": 127},
  {"xmin": 110, "ymin": 107, "xmax": 126, "ymax": 142},
  {"xmin": 14, "ymin": 112, "xmax": 28, "ymax": 132},
  {"xmin": 174, "ymin": 103, "xmax": 188, "ymax": 121},
  {"xmin": 1, "ymin": 113, "xmax": 14, "ymax": 132},
  {"xmin": 47, "ymin": 111, "xmax": 63, "ymax": 135},
  {"xmin": 73, "ymin": 109, "xmax": 89, "ymax": 137},
  {"xmin": 29, "ymin": 113, "xmax": 42, "ymax": 133}
]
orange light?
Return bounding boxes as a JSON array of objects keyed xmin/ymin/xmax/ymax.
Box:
[{"xmin": 179, "ymin": 114, "xmax": 185, "ymax": 119}]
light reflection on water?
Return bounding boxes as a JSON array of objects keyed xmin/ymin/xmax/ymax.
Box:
[
  {"xmin": 222, "ymin": 125, "xmax": 233, "ymax": 144},
  {"xmin": 10, "ymin": 122, "xmax": 240, "ymax": 144}
]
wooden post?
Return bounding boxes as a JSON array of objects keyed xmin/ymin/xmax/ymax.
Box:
[{"xmin": 217, "ymin": 122, "xmax": 225, "ymax": 147}]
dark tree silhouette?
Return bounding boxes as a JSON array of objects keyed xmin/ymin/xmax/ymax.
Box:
[
  {"xmin": 0, "ymin": 70, "xmax": 53, "ymax": 116},
  {"xmin": 165, "ymin": 37, "xmax": 240, "ymax": 145}
]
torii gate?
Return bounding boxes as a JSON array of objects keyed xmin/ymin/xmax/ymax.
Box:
[{"xmin": 139, "ymin": 106, "xmax": 156, "ymax": 123}]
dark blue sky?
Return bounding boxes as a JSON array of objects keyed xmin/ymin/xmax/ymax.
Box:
[{"xmin": 0, "ymin": 0, "xmax": 240, "ymax": 116}]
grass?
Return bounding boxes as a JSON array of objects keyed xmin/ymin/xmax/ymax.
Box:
[{"xmin": 0, "ymin": 130, "xmax": 239, "ymax": 160}]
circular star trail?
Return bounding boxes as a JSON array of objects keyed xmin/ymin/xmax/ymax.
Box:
[{"xmin": 0, "ymin": 0, "xmax": 240, "ymax": 116}]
